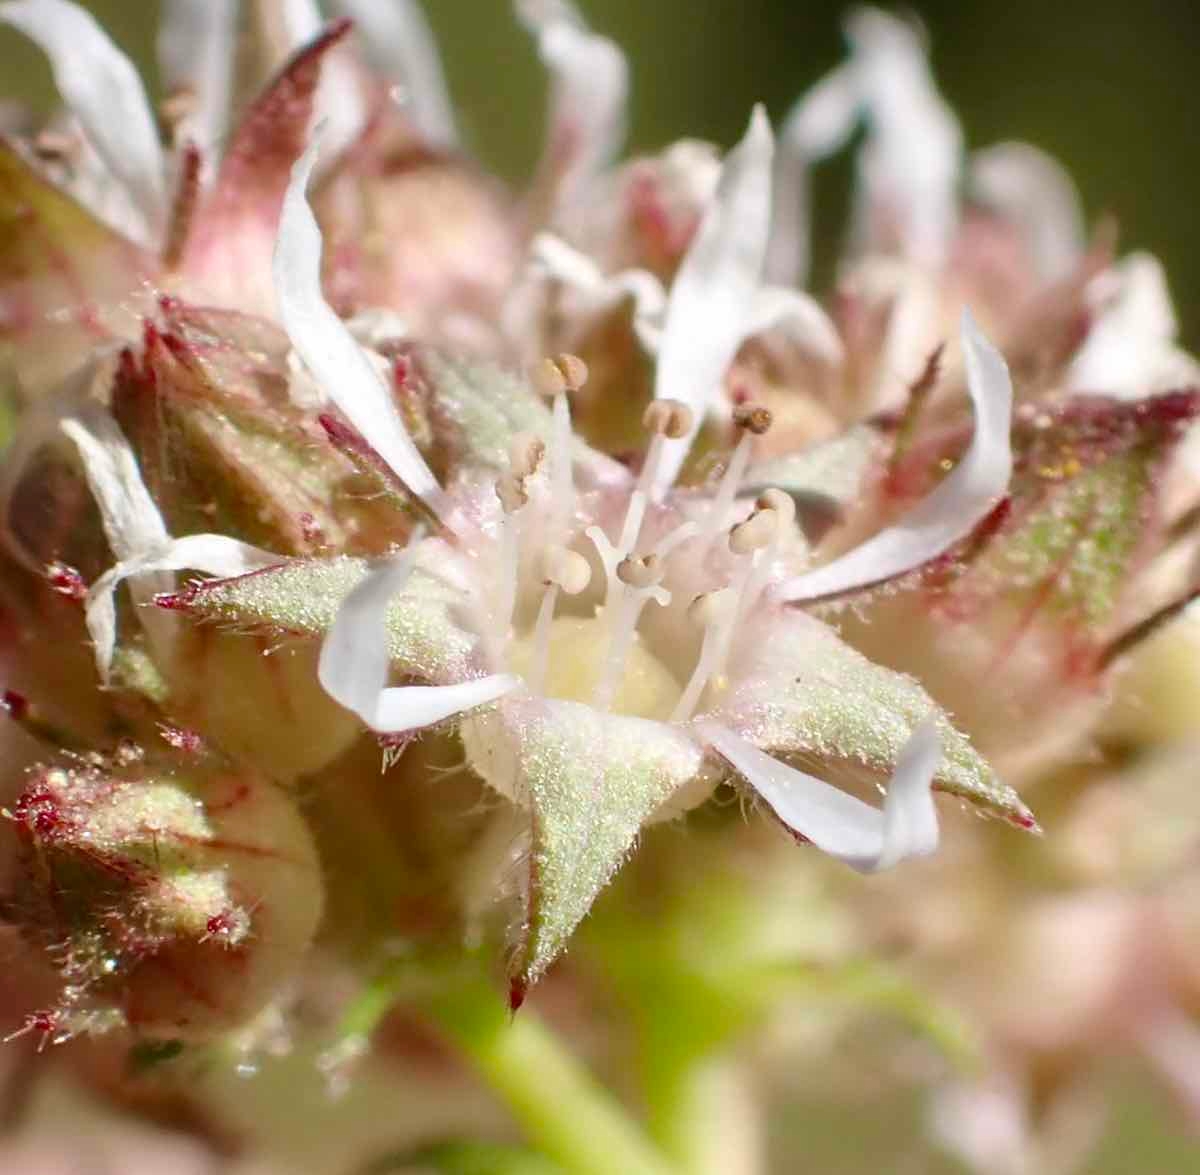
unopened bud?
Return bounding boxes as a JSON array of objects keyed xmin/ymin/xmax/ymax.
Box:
[
  {"xmin": 531, "ymin": 353, "xmax": 589, "ymax": 397},
  {"xmin": 543, "ymin": 546, "xmax": 591, "ymax": 595},
  {"xmin": 6, "ymin": 752, "xmax": 323, "ymax": 1042},
  {"xmin": 642, "ymin": 399, "xmax": 694, "ymax": 440},
  {"xmin": 616, "ymin": 553, "xmax": 662, "ymax": 589},
  {"xmin": 733, "ymin": 404, "xmax": 773, "ymax": 435}
]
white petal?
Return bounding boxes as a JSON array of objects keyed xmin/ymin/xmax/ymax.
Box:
[
  {"xmin": 1068, "ymin": 253, "xmax": 1200, "ymax": 398},
  {"xmin": 0, "ymin": 351, "xmax": 117, "ymax": 575},
  {"xmin": 518, "ymin": 0, "xmax": 628, "ymax": 217},
  {"xmin": 530, "ymin": 232, "xmax": 666, "ymax": 338},
  {"xmin": 318, "ymin": 547, "xmax": 517, "ymax": 733},
  {"xmin": 157, "ymin": 0, "xmax": 236, "ymax": 167},
  {"xmin": 652, "ymin": 105, "xmax": 774, "ymax": 495},
  {"xmin": 767, "ymin": 61, "xmax": 860, "ymax": 286},
  {"xmin": 86, "ymin": 535, "xmax": 282, "ymax": 682},
  {"xmin": 60, "ymin": 407, "xmax": 169, "ymax": 561},
  {"xmin": 330, "ymin": 0, "xmax": 458, "ymax": 146},
  {"xmin": 844, "ymin": 8, "xmax": 961, "ymax": 267},
  {"xmin": 969, "ymin": 141, "xmax": 1085, "ymax": 283},
  {"xmin": 773, "ymin": 308, "xmax": 1012, "ymax": 603},
  {"xmin": 0, "ymin": 0, "xmax": 166, "ymax": 241},
  {"xmin": 745, "ymin": 285, "xmax": 844, "ymax": 366},
  {"xmin": 697, "ymin": 718, "xmax": 940, "ymax": 872},
  {"xmin": 769, "ymin": 8, "xmax": 961, "ymax": 285},
  {"xmin": 274, "ymin": 137, "xmax": 452, "ymax": 525}
]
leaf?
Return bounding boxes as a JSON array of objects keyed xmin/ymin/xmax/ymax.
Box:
[
  {"xmin": 465, "ymin": 697, "xmax": 706, "ymax": 997},
  {"xmin": 161, "ymin": 550, "xmax": 481, "ymax": 686},
  {"xmin": 707, "ymin": 610, "xmax": 1035, "ymax": 828}
]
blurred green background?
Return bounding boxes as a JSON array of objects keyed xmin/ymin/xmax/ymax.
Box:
[
  {"xmin": 0, "ymin": 0, "xmax": 1197, "ymax": 342},
  {"xmin": 1, "ymin": 3, "xmax": 1198, "ymax": 1171}
]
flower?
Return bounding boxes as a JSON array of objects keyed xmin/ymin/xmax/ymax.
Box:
[{"xmin": 151, "ymin": 105, "xmax": 1030, "ymax": 1001}]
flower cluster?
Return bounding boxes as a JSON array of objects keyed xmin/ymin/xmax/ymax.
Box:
[{"xmin": 0, "ymin": 1, "xmax": 1196, "ymax": 1173}]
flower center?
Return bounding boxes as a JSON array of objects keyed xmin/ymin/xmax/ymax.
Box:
[{"xmin": 506, "ymin": 615, "xmax": 679, "ymax": 721}]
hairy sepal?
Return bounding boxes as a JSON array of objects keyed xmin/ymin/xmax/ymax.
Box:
[
  {"xmin": 160, "ymin": 551, "xmax": 479, "ymax": 686},
  {"xmin": 705, "ymin": 610, "xmax": 1033, "ymax": 829},
  {"xmin": 465, "ymin": 696, "xmax": 706, "ymax": 996}
]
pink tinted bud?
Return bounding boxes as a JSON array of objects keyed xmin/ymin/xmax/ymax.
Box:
[{"xmin": 6, "ymin": 750, "xmax": 322, "ymax": 1042}]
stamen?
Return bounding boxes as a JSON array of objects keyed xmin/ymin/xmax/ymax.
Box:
[
  {"xmin": 671, "ymin": 588, "xmax": 736, "ymax": 722},
  {"xmin": 637, "ymin": 398, "xmax": 694, "ymax": 498},
  {"xmin": 532, "ymin": 354, "xmax": 586, "ymax": 550},
  {"xmin": 705, "ymin": 404, "xmax": 773, "ymax": 543},
  {"xmin": 593, "ymin": 555, "xmax": 670, "ymax": 710},
  {"xmin": 740, "ymin": 489, "xmax": 795, "ymax": 615},
  {"xmin": 529, "ymin": 584, "xmax": 559, "ymax": 694},
  {"xmin": 494, "ymin": 474, "xmax": 528, "ymax": 658},
  {"xmin": 528, "ymin": 545, "xmax": 592, "ymax": 693}
]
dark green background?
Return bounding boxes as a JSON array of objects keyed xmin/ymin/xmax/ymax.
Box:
[{"xmin": 1, "ymin": 1, "xmax": 1197, "ymax": 342}]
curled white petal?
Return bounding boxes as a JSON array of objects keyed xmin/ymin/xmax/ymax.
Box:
[
  {"xmin": 768, "ymin": 62, "xmax": 859, "ymax": 286},
  {"xmin": 331, "ymin": 0, "xmax": 457, "ymax": 146},
  {"xmin": 519, "ymin": 0, "xmax": 628, "ymax": 216},
  {"xmin": 769, "ymin": 8, "xmax": 961, "ymax": 286},
  {"xmin": 698, "ymin": 719, "xmax": 940, "ymax": 872},
  {"xmin": 86, "ymin": 535, "xmax": 282, "ymax": 681},
  {"xmin": 652, "ymin": 105, "xmax": 775, "ymax": 495},
  {"xmin": 969, "ymin": 141, "xmax": 1085, "ymax": 283},
  {"xmin": 275, "ymin": 137, "xmax": 452, "ymax": 525},
  {"xmin": 745, "ymin": 285, "xmax": 843, "ymax": 366},
  {"xmin": 0, "ymin": 353, "xmax": 117, "ymax": 574},
  {"xmin": 318, "ymin": 548, "xmax": 518, "ymax": 733},
  {"xmin": 773, "ymin": 308, "xmax": 1013, "ymax": 603},
  {"xmin": 531, "ymin": 233, "xmax": 666, "ymax": 338},
  {"xmin": 846, "ymin": 8, "xmax": 961, "ymax": 267},
  {"xmin": 0, "ymin": 0, "xmax": 166, "ymax": 241},
  {"xmin": 1068, "ymin": 253, "xmax": 1200, "ymax": 398},
  {"xmin": 60, "ymin": 408, "xmax": 169, "ymax": 560},
  {"xmin": 157, "ymin": 0, "xmax": 236, "ymax": 166}
]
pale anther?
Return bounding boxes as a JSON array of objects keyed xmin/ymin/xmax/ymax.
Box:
[
  {"xmin": 616, "ymin": 553, "xmax": 662, "ymax": 590},
  {"xmin": 542, "ymin": 546, "xmax": 591, "ymax": 595},
  {"xmin": 755, "ymin": 487, "xmax": 796, "ymax": 528},
  {"xmin": 729, "ymin": 507, "xmax": 779, "ymax": 555},
  {"xmin": 532, "ymin": 352, "xmax": 590, "ymax": 397},
  {"xmin": 642, "ymin": 399, "xmax": 695, "ymax": 440},
  {"xmin": 732, "ymin": 403, "xmax": 773, "ymax": 435}
]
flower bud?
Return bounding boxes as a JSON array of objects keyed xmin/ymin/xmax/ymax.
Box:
[
  {"xmin": 111, "ymin": 307, "xmax": 367, "ymax": 557},
  {"xmin": 6, "ymin": 749, "xmax": 323, "ymax": 1042}
]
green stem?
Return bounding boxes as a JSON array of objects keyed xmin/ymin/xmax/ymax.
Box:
[
  {"xmin": 427, "ymin": 975, "xmax": 677, "ymax": 1175},
  {"xmin": 642, "ymin": 1036, "xmax": 763, "ymax": 1175}
]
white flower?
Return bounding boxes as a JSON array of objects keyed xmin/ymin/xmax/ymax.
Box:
[{"xmin": 259, "ymin": 114, "xmax": 1028, "ymax": 994}]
